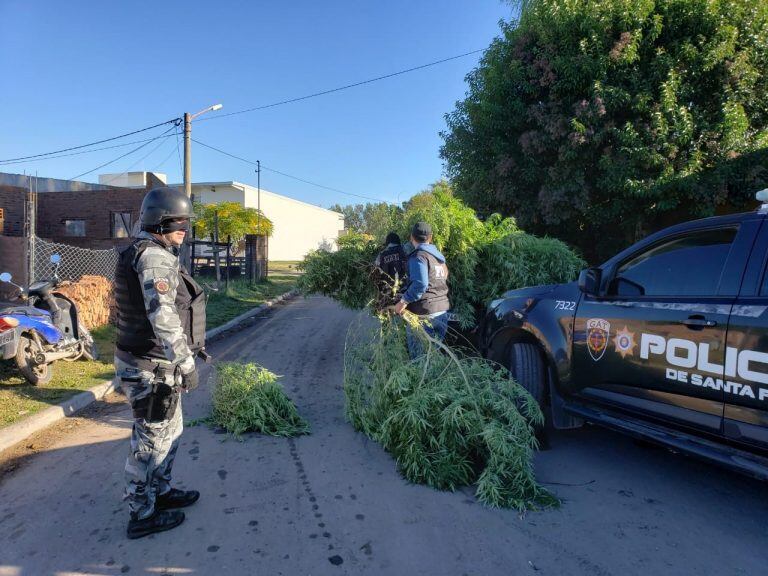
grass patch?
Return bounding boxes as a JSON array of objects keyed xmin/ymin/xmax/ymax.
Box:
[
  {"xmin": 268, "ymin": 261, "xmax": 301, "ymax": 276},
  {"xmin": 0, "ymin": 324, "xmax": 116, "ymax": 428},
  {"xmin": 344, "ymin": 314, "xmax": 557, "ymax": 511},
  {"xmin": 210, "ymin": 362, "xmax": 310, "ymax": 437},
  {"xmin": 205, "ymin": 275, "xmax": 297, "ymax": 329}
]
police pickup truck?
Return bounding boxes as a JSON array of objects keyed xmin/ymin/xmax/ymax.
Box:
[{"xmin": 479, "ymin": 191, "xmax": 768, "ymax": 479}]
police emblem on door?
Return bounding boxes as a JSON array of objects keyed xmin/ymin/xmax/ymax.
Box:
[{"xmin": 587, "ymin": 318, "xmax": 610, "ymax": 361}]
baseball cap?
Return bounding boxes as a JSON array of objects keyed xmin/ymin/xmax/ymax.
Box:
[{"xmin": 411, "ymin": 222, "xmax": 432, "ymax": 241}]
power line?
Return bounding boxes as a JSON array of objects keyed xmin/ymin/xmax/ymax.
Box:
[
  {"xmin": 98, "ymin": 132, "xmax": 177, "ymax": 186},
  {"xmin": 197, "ymin": 49, "xmax": 484, "ymax": 122},
  {"xmin": 69, "ymin": 125, "xmax": 177, "ymax": 181},
  {"xmin": 174, "ymin": 126, "xmax": 183, "ymax": 176},
  {"xmin": 192, "ymin": 137, "xmax": 388, "ymax": 203},
  {"xmin": 151, "ymin": 136, "xmax": 182, "ymax": 173},
  {"xmin": 0, "ymin": 133, "xmax": 177, "ymax": 166},
  {"xmin": 0, "ymin": 118, "xmax": 180, "ymax": 163}
]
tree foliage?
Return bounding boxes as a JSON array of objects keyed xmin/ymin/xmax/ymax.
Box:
[
  {"xmin": 330, "ymin": 202, "xmax": 404, "ymax": 241},
  {"xmin": 442, "ymin": 0, "xmax": 768, "ymax": 262},
  {"xmin": 300, "ymin": 183, "xmax": 584, "ymax": 326},
  {"xmin": 194, "ymin": 202, "xmax": 273, "ymax": 249}
]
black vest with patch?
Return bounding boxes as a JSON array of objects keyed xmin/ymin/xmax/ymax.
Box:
[
  {"xmin": 114, "ymin": 239, "xmax": 206, "ymax": 359},
  {"xmin": 378, "ymin": 244, "xmax": 407, "ymax": 285},
  {"xmin": 406, "ymin": 248, "xmax": 450, "ymax": 316}
]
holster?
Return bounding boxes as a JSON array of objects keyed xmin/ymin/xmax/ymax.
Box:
[{"xmin": 131, "ymin": 365, "xmax": 180, "ymax": 422}]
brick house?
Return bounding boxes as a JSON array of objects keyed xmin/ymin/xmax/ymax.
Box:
[
  {"xmin": 0, "ymin": 172, "xmax": 164, "ymax": 292},
  {"xmin": 0, "ymin": 171, "xmax": 165, "ymax": 248}
]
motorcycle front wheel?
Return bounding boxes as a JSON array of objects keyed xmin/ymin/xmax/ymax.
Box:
[{"xmin": 15, "ymin": 334, "xmax": 52, "ymax": 385}]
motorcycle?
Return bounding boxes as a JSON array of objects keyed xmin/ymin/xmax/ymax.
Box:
[{"xmin": 0, "ymin": 254, "xmax": 99, "ymax": 385}]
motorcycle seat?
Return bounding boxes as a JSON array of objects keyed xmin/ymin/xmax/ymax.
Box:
[{"xmin": 0, "ymin": 303, "xmax": 50, "ymax": 317}]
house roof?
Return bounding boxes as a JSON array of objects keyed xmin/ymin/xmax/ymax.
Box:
[{"xmin": 168, "ymin": 180, "xmax": 344, "ymax": 217}]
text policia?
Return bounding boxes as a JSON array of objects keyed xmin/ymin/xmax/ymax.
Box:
[{"xmin": 641, "ymin": 334, "xmax": 768, "ymax": 402}]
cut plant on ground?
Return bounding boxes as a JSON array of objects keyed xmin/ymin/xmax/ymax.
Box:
[
  {"xmin": 209, "ymin": 362, "xmax": 310, "ymax": 438},
  {"xmin": 344, "ymin": 314, "xmax": 557, "ymax": 511}
]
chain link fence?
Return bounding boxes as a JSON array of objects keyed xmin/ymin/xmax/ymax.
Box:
[{"xmin": 32, "ymin": 236, "xmax": 119, "ymax": 282}]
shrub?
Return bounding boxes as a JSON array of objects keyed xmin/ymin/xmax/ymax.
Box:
[
  {"xmin": 476, "ymin": 233, "xmax": 586, "ymax": 305},
  {"xmin": 300, "ymin": 189, "xmax": 583, "ymax": 327}
]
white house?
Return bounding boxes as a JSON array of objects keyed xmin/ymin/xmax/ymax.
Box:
[{"xmin": 178, "ymin": 181, "xmax": 344, "ymax": 261}]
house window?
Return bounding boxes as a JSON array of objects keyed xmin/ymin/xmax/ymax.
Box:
[
  {"xmin": 64, "ymin": 219, "xmax": 86, "ymax": 237},
  {"xmin": 112, "ymin": 212, "xmax": 132, "ymax": 238}
]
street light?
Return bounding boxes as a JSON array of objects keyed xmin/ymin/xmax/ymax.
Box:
[
  {"xmin": 183, "ymin": 103, "xmax": 223, "ymax": 198},
  {"xmin": 182, "ymin": 103, "xmax": 222, "ymax": 269}
]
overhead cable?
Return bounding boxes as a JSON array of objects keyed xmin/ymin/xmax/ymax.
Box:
[
  {"xmin": 0, "ymin": 118, "xmax": 181, "ymax": 163},
  {"xmin": 98, "ymin": 133, "xmax": 178, "ymax": 186},
  {"xmin": 0, "ymin": 134, "xmax": 177, "ymax": 166},
  {"xmin": 192, "ymin": 138, "xmax": 388, "ymax": 203},
  {"xmin": 69, "ymin": 125, "xmax": 177, "ymax": 181},
  {"xmin": 197, "ymin": 49, "xmax": 483, "ymax": 121}
]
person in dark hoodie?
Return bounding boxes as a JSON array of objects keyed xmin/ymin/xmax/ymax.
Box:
[
  {"xmin": 393, "ymin": 222, "xmax": 450, "ymax": 357},
  {"xmin": 372, "ymin": 232, "xmax": 407, "ymax": 306}
]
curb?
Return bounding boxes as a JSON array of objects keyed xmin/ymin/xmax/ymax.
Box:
[
  {"xmin": 0, "ymin": 377, "xmax": 116, "ymax": 454},
  {"xmin": 0, "ymin": 288, "xmax": 299, "ymax": 455},
  {"xmin": 205, "ymin": 289, "xmax": 298, "ymax": 340}
]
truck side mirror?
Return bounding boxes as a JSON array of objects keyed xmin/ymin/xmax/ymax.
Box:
[
  {"xmin": 578, "ymin": 267, "xmax": 602, "ymax": 296},
  {"xmin": 0, "ymin": 272, "xmax": 12, "ymax": 283}
]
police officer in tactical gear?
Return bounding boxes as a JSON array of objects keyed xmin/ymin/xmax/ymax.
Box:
[
  {"xmin": 394, "ymin": 222, "xmax": 450, "ymax": 357},
  {"xmin": 114, "ymin": 186, "xmax": 207, "ymax": 539},
  {"xmin": 372, "ymin": 231, "xmax": 407, "ymax": 307}
]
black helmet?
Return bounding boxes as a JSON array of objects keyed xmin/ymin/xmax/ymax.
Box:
[{"xmin": 140, "ymin": 187, "xmax": 194, "ymax": 233}]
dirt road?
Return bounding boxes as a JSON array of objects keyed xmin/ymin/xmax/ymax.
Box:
[{"xmin": 0, "ymin": 296, "xmax": 765, "ymax": 575}]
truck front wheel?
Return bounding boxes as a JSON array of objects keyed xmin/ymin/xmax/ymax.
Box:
[{"xmin": 507, "ymin": 342, "xmax": 547, "ymax": 408}]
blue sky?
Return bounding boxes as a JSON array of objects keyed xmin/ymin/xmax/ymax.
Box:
[{"xmin": 0, "ymin": 1, "xmax": 514, "ymax": 208}]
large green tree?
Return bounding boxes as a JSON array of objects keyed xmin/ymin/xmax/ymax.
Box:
[{"xmin": 441, "ymin": 0, "xmax": 768, "ymax": 262}]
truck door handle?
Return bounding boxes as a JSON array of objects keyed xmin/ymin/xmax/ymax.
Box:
[{"xmin": 681, "ymin": 315, "xmax": 717, "ymax": 329}]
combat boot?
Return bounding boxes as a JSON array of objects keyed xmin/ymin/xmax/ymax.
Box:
[
  {"xmin": 127, "ymin": 509, "xmax": 185, "ymax": 539},
  {"xmin": 156, "ymin": 488, "xmax": 200, "ymax": 510}
]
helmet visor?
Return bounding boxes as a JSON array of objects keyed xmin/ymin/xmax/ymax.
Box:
[{"xmin": 162, "ymin": 217, "xmax": 191, "ymax": 233}]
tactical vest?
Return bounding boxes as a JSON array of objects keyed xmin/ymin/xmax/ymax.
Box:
[
  {"xmin": 114, "ymin": 239, "xmax": 206, "ymax": 360},
  {"xmin": 406, "ymin": 248, "xmax": 450, "ymax": 316},
  {"xmin": 378, "ymin": 244, "xmax": 407, "ymax": 285}
]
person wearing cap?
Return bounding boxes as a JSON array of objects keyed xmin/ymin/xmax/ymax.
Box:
[
  {"xmin": 393, "ymin": 222, "xmax": 450, "ymax": 357},
  {"xmin": 114, "ymin": 187, "xmax": 207, "ymax": 539},
  {"xmin": 372, "ymin": 231, "xmax": 408, "ymax": 307}
]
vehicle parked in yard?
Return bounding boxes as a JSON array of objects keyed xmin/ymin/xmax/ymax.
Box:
[
  {"xmin": 0, "ymin": 254, "xmax": 98, "ymax": 384},
  {"xmin": 480, "ymin": 191, "xmax": 768, "ymax": 480}
]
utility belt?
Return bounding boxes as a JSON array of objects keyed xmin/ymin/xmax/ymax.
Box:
[
  {"xmin": 130, "ymin": 364, "xmax": 181, "ymax": 423},
  {"xmin": 117, "ymin": 349, "xmax": 212, "ymax": 422}
]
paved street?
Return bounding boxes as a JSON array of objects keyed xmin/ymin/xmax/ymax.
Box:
[{"xmin": 0, "ymin": 296, "xmax": 766, "ymax": 576}]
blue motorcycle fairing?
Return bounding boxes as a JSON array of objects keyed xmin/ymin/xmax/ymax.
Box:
[{"xmin": 11, "ymin": 312, "xmax": 62, "ymax": 345}]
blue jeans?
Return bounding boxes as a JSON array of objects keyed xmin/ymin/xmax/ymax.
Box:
[{"xmin": 406, "ymin": 312, "xmax": 449, "ymax": 359}]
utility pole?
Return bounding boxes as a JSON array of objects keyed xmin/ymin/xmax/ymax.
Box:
[
  {"xmin": 183, "ymin": 112, "xmax": 192, "ymax": 199},
  {"xmin": 256, "ymin": 161, "xmax": 261, "ymax": 280},
  {"xmin": 181, "ymin": 104, "xmax": 222, "ymax": 269}
]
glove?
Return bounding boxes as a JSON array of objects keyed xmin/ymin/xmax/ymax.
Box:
[
  {"xmin": 178, "ymin": 356, "xmax": 198, "ymax": 391},
  {"xmin": 181, "ymin": 368, "xmax": 199, "ymax": 391}
]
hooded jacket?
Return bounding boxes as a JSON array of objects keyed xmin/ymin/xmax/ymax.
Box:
[{"xmin": 401, "ymin": 243, "xmax": 450, "ymax": 316}]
